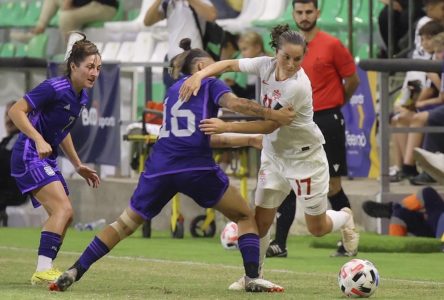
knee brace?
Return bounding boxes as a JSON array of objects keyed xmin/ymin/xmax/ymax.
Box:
[{"xmin": 110, "ymin": 209, "xmax": 140, "ymax": 240}]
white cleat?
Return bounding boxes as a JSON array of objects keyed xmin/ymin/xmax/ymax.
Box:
[
  {"xmin": 228, "ymin": 276, "xmax": 245, "ymax": 291},
  {"xmin": 245, "ymin": 277, "xmax": 284, "ymax": 293},
  {"xmin": 340, "ymin": 207, "xmax": 359, "ymax": 256}
]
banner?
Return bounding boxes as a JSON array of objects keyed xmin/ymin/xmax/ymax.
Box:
[
  {"xmin": 341, "ymin": 67, "xmax": 380, "ymax": 178},
  {"xmin": 48, "ymin": 63, "xmax": 121, "ymax": 166}
]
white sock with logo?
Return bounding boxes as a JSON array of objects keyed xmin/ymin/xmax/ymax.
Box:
[
  {"xmin": 326, "ymin": 209, "xmax": 350, "ymax": 232},
  {"xmin": 36, "ymin": 255, "xmax": 52, "ymax": 272}
]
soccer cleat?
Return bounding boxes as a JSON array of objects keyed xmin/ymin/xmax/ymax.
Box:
[
  {"xmin": 340, "ymin": 208, "xmax": 359, "ymax": 256},
  {"xmin": 48, "ymin": 268, "xmax": 77, "ymax": 292},
  {"xmin": 228, "ymin": 276, "xmax": 245, "ymax": 291},
  {"xmin": 413, "ymin": 148, "xmax": 444, "ymax": 184},
  {"xmin": 31, "ymin": 268, "xmax": 62, "ymax": 285},
  {"xmin": 245, "ymin": 277, "xmax": 284, "ymax": 293},
  {"xmin": 266, "ymin": 241, "xmax": 288, "ymax": 258},
  {"xmin": 330, "ymin": 241, "xmax": 357, "ymax": 257},
  {"xmin": 409, "ymin": 172, "xmax": 437, "ymax": 186},
  {"xmin": 362, "ymin": 201, "xmax": 393, "ymax": 218}
]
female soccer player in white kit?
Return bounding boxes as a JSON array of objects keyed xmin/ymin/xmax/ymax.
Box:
[{"xmin": 180, "ymin": 24, "xmax": 359, "ymax": 290}]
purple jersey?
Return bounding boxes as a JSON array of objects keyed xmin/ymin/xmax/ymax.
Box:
[
  {"xmin": 11, "ymin": 76, "xmax": 88, "ymax": 177},
  {"xmin": 144, "ymin": 77, "xmax": 230, "ymax": 177}
]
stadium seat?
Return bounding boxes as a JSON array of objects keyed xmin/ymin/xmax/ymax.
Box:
[
  {"xmin": 49, "ymin": 10, "xmax": 59, "ymax": 27},
  {"xmin": 260, "ymin": 0, "xmax": 287, "ymax": 22},
  {"xmin": 0, "ymin": 43, "xmax": 16, "ymax": 57},
  {"xmin": 20, "ymin": 1, "xmax": 42, "ymax": 27},
  {"xmin": 132, "ymin": 32, "xmax": 156, "ymax": 63},
  {"xmin": 116, "ymin": 41, "xmax": 136, "ymax": 62},
  {"xmin": 216, "ymin": 0, "xmax": 267, "ymax": 33},
  {"xmin": 104, "ymin": 0, "xmax": 159, "ymax": 32},
  {"xmin": 317, "ymin": 0, "xmax": 344, "ymax": 31},
  {"xmin": 101, "ymin": 42, "xmax": 121, "ymax": 61},
  {"xmin": 14, "ymin": 44, "xmax": 28, "ymax": 57},
  {"xmin": 27, "ymin": 33, "xmax": 48, "ymax": 58},
  {"xmin": 253, "ymin": 2, "xmax": 294, "ymax": 30},
  {"xmin": 0, "ymin": 1, "xmax": 27, "ymax": 27}
]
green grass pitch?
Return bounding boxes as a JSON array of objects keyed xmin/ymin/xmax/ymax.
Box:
[{"xmin": 0, "ymin": 228, "xmax": 443, "ymax": 299}]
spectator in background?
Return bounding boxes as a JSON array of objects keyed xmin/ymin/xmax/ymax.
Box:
[
  {"xmin": 12, "ymin": 0, "xmax": 118, "ymax": 43},
  {"xmin": 395, "ymin": 0, "xmax": 444, "ymax": 111},
  {"xmin": 266, "ymin": 0, "xmax": 360, "ymax": 259},
  {"xmin": 0, "ymin": 101, "xmax": 28, "ymax": 227},
  {"xmin": 414, "ymin": 148, "xmax": 444, "ymax": 185},
  {"xmin": 377, "ymin": 0, "xmax": 425, "ymax": 58},
  {"xmin": 392, "ymin": 31, "xmax": 444, "ymax": 185},
  {"xmin": 144, "ymin": 0, "xmax": 217, "ymax": 89},
  {"xmin": 363, "ymin": 187, "xmax": 444, "ymax": 241},
  {"xmin": 391, "ymin": 21, "xmax": 444, "ymax": 183}
]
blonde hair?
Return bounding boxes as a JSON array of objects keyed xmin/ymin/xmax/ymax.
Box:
[
  {"xmin": 431, "ymin": 32, "xmax": 444, "ymax": 52},
  {"xmin": 239, "ymin": 31, "xmax": 265, "ymax": 52}
]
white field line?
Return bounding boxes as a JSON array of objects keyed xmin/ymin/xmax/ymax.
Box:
[{"xmin": 1, "ymin": 246, "xmax": 443, "ymax": 286}]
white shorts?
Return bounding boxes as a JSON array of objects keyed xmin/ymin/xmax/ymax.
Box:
[{"xmin": 255, "ymin": 146, "xmax": 329, "ymax": 216}]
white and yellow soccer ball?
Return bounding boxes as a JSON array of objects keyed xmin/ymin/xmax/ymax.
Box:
[
  {"xmin": 220, "ymin": 222, "xmax": 239, "ymax": 250},
  {"xmin": 338, "ymin": 259, "xmax": 379, "ymax": 298}
]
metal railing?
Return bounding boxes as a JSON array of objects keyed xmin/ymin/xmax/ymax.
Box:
[{"xmin": 359, "ymin": 59, "xmax": 443, "ymax": 197}]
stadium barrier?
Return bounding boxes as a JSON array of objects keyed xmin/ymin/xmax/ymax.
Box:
[{"xmin": 359, "ymin": 59, "xmax": 443, "ymax": 233}]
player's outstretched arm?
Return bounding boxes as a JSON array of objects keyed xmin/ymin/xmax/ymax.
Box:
[
  {"xmin": 200, "ymin": 118, "xmax": 279, "ymax": 135},
  {"xmin": 210, "ymin": 134, "xmax": 263, "ymax": 150},
  {"xmin": 179, "ymin": 60, "xmax": 240, "ymax": 101},
  {"xmin": 219, "ymin": 93, "xmax": 295, "ymax": 126}
]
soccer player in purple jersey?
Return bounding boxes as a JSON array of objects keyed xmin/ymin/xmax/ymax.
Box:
[
  {"xmin": 50, "ymin": 38, "xmax": 294, "ymax": 293},
  {"xmin": 8, "ymin": 33, "xmax": 101, "ymax": 285}
]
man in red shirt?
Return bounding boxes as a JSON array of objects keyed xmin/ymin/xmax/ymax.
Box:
[{"xmin": 267, "ymin": 0, "xmax": 360, "ymax": 258}]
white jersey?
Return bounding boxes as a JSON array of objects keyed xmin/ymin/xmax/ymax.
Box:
[{"xmin": 239, "ymin": 56, "xmax": 325, "ymax": 158}]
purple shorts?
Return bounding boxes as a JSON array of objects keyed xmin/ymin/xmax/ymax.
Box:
[
  {"xmin": 12, "ymin": 163, "xmax": 69, "ymax": 208},
  {"xmin": 130, "ymin": 167, "xmax": 229, "ymax": 220}
]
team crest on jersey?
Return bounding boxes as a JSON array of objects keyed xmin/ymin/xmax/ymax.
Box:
[
  {"xmin": 272, "ymin": 89, "xmax": 281, "ymax": 100},
  {"xmin": 258, "ymin": 170, "xmax": 267, "ymax": 183},
  {"xmin": 44, "ymin": 165, "xmax": 55, "ymax": 176}
]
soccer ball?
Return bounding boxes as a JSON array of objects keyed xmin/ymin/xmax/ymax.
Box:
[
  {"xmin": 220, "ymin": 222, "xmax": 238, "ymax": 250},
  {"xmin": 338, "ymin": 259, "xmax": 379, "ymax": 298}
]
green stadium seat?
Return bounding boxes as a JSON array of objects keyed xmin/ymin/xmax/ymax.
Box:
[
  {"xmin": 49, "ymin": 10, "xmax": 59, "ymax": 27},
  {"xmin": 127, "ymin": 8, "xmax": 140, "ymax": 21},
  {"xmin": 20, "ymin": 1, "xmax": 43, "ymax": 27},
  {"xmin": 14, "ymin": 43, "xmax": 28, "ymax": 57},
  {"xmin": 318, "ymin": 0, "xmax": 344, "ymax": 31},
  {"xmin": 0, "ymin": 43, "xmax": 16, "ymax": 57},
  {"xmin": 26, "ymin": 34, "xmax": 48, "ymax": 58},
  {"xmin": 253, "ymin": 2, "xmax": 295, "ymax": 29},
  {"xmin": 86, "ymin": 0, "xmax": 124, "ymax": 28},
  {"xmin": 0, "ymin": 1, "xmax": 28, "ymax": 27}
]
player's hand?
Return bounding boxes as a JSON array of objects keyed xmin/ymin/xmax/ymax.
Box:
[
  {"xmin": 199, "ymin": 118, "xmax": 228, "ymax": 135},
  {"xmin": 270, "ymin": 106, "xmax": 295, "ymax": 126},
  {"xmin": 179, "ymin": 73, "xmax": 203, "ymax": 102},
  {"xmin": 249, "ymin": 135, "xmax": 263, "ymax": 150},
  {"xmin": 76, "ymin": 164, "xmax": 100, "ymax": 188},
  {"xmin": 35, "ymin": 138, "xmax": 53, "ymax": 159}
]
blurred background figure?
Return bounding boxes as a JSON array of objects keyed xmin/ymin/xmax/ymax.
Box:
[{"xmin": 0, "ymin": 101, "xmax": 28, "ymax": 227}]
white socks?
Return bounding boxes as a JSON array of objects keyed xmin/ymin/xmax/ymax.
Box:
[
  {"xmin": 326, "ymin": 209, "xmax": 350, "ymax": 232},
  {"xmin": 36, "ymin": 255, "xmax": 52, "ymax": 272},
  {"xmin": 259, "ymin": 230, "xmax": 271, "ymax": 274}
]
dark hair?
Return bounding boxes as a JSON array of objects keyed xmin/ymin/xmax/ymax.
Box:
[
  {"xmin": 65, "ymin": 32, "xmax": 100, "ymax": 77},
  {"xmin": 170, "ymin": 38, "xmax": 211, "ymax": 79},
  {"xmin": 269, "ymin": 24, "xmax": 307, "ymax": 52},
  {"xmin": 222, "ymin": 31, "xmax": 239, "ymax": 51},
  {"xmin": 419, "ymin": 20, "xmax": 444, "ymax": 37},
  {"xmin": 292, "ymin": 0, "xmax": 318, "ymax": 8}
]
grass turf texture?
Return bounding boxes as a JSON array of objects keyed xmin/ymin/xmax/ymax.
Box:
[{"xmin": 0, "ymin": 228, "xmax": 443, "ymax": 299}]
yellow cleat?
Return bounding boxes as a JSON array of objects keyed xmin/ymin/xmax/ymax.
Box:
[{"xmin": 31, "ymin": 268, "xmax": 62, "ymax": 285}]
